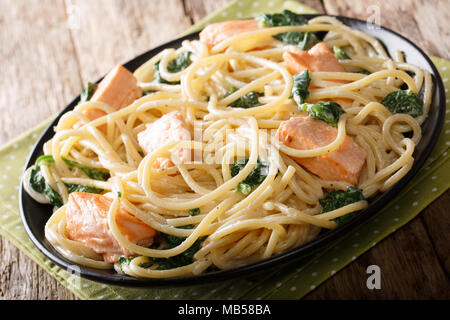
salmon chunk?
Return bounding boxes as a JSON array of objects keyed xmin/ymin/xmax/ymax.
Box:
[
  {"xmin": 276, "ymin": 116, "xmax": 366, "ymax": 185},
  {"xmin": 137, "ymin": 111, "xmax": 192, "ymax": 169},
  {"xmin": 199, "ymin": 19, "xmax": 259, "ymax": 49},
  {"xmin": 65, "ymin": 192, "xmax": 155, "ymax": 263},
  {"xmin": 78, "ymin": 65, "xmax": 142, "ymax": 125},
  {"xmin": 283, "ymin": 42, "xmax": 345, "ymax": 74}
]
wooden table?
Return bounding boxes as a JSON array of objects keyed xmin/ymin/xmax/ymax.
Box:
[{"xmin": 1, "ymin": 0, "xmax": 449, "ymax": 300}]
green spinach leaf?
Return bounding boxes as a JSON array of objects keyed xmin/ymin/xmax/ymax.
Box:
[
  {"xmin": 256, "ymin": 9, "xmax": 308, "ymax": 27},
  {"xmin": 333, "ymin": 46, "xmax": 351, "ymax": 60},
  {"xmin": 291, "ymin": 70, "xmax": 311, "ymax": 105},
  {"xmin": 299, "ymin": 101, "xmax": 345, "ymax": 127},
  {"xmin": 230, "ymin": 158, "xmax": 269, "ymax": 195},
  {"xmin": 64, "ymin": 183, "xmax": 103, "ymax": 194},
  {"xmin": 273, "ymin": 31, "xmax": 318, "ymax": 50},
  {"xmin": 228, "ymin": 91, "xmax": 264, "ymax": 109},
  {"xmin": 153, "ymin": 51, "xmax": 192, "ymax": 85},
  {"xmin": 381, "ymin": 89, "xmax": 423, "ymax": 118},
  {"xmin": 79, "ymin": 82, "xmax": 98, "ymax": 104},
  {"xmin": 61, "ymin": 157, "xmax": 110, "ymax": 181},
  {"xmin": 319, "ymin": 186, "xmax": 365, "ymax": 225},
  {"xmin": 188, "ymin": 208, "xmax": 201, "ymax": 216},
  {"xmin": 29, "ymin": 156, "xmax": 63, "ymax": 207}
]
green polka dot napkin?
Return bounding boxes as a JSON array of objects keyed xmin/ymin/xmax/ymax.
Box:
[{"xmin": 0, "ymin": 0, "xmax": 449, "ymax": 300}]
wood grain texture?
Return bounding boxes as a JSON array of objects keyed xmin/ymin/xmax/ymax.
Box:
[{"xmin": 0, "ymin": 0, "xmax": 448, "ymax": 300}]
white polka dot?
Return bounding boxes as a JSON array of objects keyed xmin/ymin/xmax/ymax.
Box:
[
  {"xmin": 155, "ymin": 296, "xmax": 160, "ymax": 300},
  {"xmin": 353, "ymin": 243, "xmax": 359, "ymax": 248},
  {"xmin": 83, "ymin": 284, "xmax": 90, "ymax": 288},
  {"xmin": 192, "ymin": 291, "xmax": 198, "ymax": 296},
  {"xmin": 228, "ymin": 285, "xmax": 234, "ymax": 290},
  {"xmin": 9, "ymin": 155, "xmax": 15, "ymax": 160},
  {"xmin": 425, "ymin": 166, "xmax": 431, "ymax": 170},
  {"xmin": 174, "ymin": 294, "xmax": 179, "ymax": 298},
  {"xmin": 227, "ymin": 297, "xmax": 233, "ymax": 300},
  {"xmin": 296, "ymin": 267, "xmax": 302, "ymax": 272},
  {"xmin": 210, "ymin": 289, "xmax": 217, "ymax": 294},
  {"xmin": 310, "ymin": 285, "xmax": 316, "ymax": 290},
  {"xmin": 332, "ymin": 257, "xmax": 339, "ymax": 262},
  {"xmin": 5, "ymin": 165, "xmax": 12, "ymax": 171},
  {"xmin": 268, "ymin": 1, "xmax": 275, "ymax": 7},
  {"xmin": 446, "ymin": 141, "xmax": 450, "ymax": 146},
  {"xmin": 6, "ymin": 204, "xmax": 12, "ymax": 209},
  {"xmin": 253, "ymin": 1, "xmax": 260, "ymax": 7},
  {"xmin": 447, "ymin": 99, "xmax": 450, "ymax": 104},
  {"xmin": 13, "ymin": 143, "xmax": 18, "ymax": 149},
  {"xmin": 412, "ymin": 201, "xmax": 418, "ymax": 206},
  {"xmin": 351, "ymin": 256, "xmax": 356, "ymax": 261},
  {"xmin": 101, "ymin": 284, "xmax": 107, "ymax": 288},
  {"xmin": 236, "ymin": 12, "xmax": 243, "ymax": 18},
  {"xmin": 0, "ymin": 184, "xmax": 3, "ymax": 189},
  {"xmin": 393, "ymin": 217, "xmax": 399, "ymax": 222},
  {"xmin": 290, "ymin": 286, "xmax": 297, "ymax": 291},
  {"xmin": 32, "ymin": 133, "xmax": 38, "ymax": 139},
  {"xmin": 276, "ymin": 282, "xmax": 282, "ymax": 287},
  {"xmin": 413, "ymin": 190, "xmax": 419, "ymax": 195},
  {"xmin": 432, "ymin": 187, "xmax": 438, "ymax": 192},
  {"xmin": 11, "ymin": 195, "xmax": 16, "ymax": 200},
  {"xmin": 446, "ymin": 88, "xmax": 448, "ymax": 93},
  {"xmin": 2, "ymin": 174, "xmax": 8, "ymax": 180},
  {"xmin": 331, "ymin": 270, "xmax": 336, "ymax": 275},
  {"xmin": 444, "ymin": 78, "xmax": 448, "ymax": 82},
  {"xmin": 312, "ymin": 272, "xmax": 317, "ymax": 277},
  {"xmin": 446, "ymin": 120, "xmax": 450, "ymax": 124},
  {"xmin": 372, "ymin": 242, "xmax": 377, "ymax": 246},
  {"xmin": 98, "ymin": 296, "xmax": 104, "ymax": 299},
  {"xmin": 256, "ymin": 297, "xmax": 262, "ymax": 300},
  {"xmin": 2, "ymin": 215, "xmax": 8, "ymax": 219},
  {"xmin": 442, "ymin": 66, "xmax": 448, "ymax": 71},
  {"xmin": 221, "ymin": 11, "xmax": 228, "ymax": 17},
  {"xmin": 237, "ymin": 1, "xmax": 244, "ymax": 7},
  {"xmin": 136, "ymin": 296, "xmax": 142, "ymax": 300},
  {"xmin": 431, "ymin": 176, "xmax": 437, "ymax": 180},
  {"xmin": 394, "ymin": 205, "xmax": 400, "ymax": 210},
  {"xmin": 373, "ymin": 230, "xmax": 380, "ymax": 234},
  {"xmin": 117, "ymin": 296, "xmax": 122, "ymax": 299},
  {"xmin": 443, "ymin": 152, "xmax": 448, "ymax": 157}
]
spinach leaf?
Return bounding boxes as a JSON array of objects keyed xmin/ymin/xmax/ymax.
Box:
[
  {"xmin": 79, "ymin": 82, "xmax": 98, "ymax": 104},
  {"xmin": 153, "ymin": 51, "xmax": 192, "ymax": 85},
  {"xmin": 291, "ymin": 70, "xmax": 311, "ymax": 105},
  {"xmin": 333, "ymin": 46, "xmax": 351, "ymax": 60},
  {"xmin": 228, "ymin": 91, "xmax": 264, "ymax": 109},
  {"xmin": 319, "ymin": 186, "xmax": 365, "ymax": 225},
  {"xmin": 167, "ymin": 51, "xmax": 192, "ymax": 73},
  {"xmin": 381, "ymin": 89, "xmax": 423, "ymax": 118},
  {"xmin": 230, "ymin": 158, "xmax": 269, "ymax": 195},
  {"xmin": 43, "ymin": 184, "xmax": 63, "ymax": 208},
  {"xmin": 64, "ymin": 183, "xmax": 103, "ymax": 194},
  {"xmin": 273, "ymin": 31, "xmax": 318, "ymax": 50},
  {"xmin": 299, "ymin": 101, "xmax": 345, "ymax": 127},
  {"xmin": 61, "ymin": 157, "xmax": 110, "ymax": 181},
  {"xmin": 148, "ymin": 227, "xmax": 206, "ymax": 270},
  {"xmin": 29, "ymin": 156, "xmax": 63, "ymax": 207},
  {"xmin": 188, "ymin": 208, "xmax": 201, "ymax": 216},
  {"xmin": 118, "ymin": 256, "xmax": 136, "ymax": 271},
  {"xmin": 142, "ymin": 90, "xmax": 156, "ymax": 95},
  {"xmin": 355, "ymin": 69, "xmax": 371, "ymax": 75},
  {"xmin": 256, "ymin": 9, "xmax": 308, "ymax": 27}
]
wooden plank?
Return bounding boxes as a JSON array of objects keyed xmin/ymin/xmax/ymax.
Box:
[
  {"xmin": 0, "ymin": 0, "xmax": 82, "ymax": 144},
  {"xmin": 0, "ymin": 0, "xmax": 82, "ymax": 299},
  {"xmin": 323, "ymin": 0, "xmax": 450, "ymax": 60},
  {"xmin": 305, "ymin": 213, "xmax": 450, "ymax": 299},
  {"xmin": 64, "ymin": 0, "xmax": 192, "ymax": 83}
]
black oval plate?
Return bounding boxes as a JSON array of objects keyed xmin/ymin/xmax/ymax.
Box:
[{"xmin": 20, "ymin": 15, "xmax": 446, "ymax": 287}]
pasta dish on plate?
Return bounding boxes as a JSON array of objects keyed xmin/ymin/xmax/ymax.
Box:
[{"xmin": 22, "ymin": 11, "xmax": 431, "ymax": 278}]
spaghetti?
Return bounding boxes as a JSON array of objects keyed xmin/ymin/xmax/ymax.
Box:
[{"xmin": 23, "ymin": 13, "xmax": 431, "ymax": 278}]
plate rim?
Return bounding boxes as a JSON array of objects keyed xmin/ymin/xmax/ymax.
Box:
[{"xmin": 19, "ymin": 13, "xmax": 447, "ymax": 287}]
